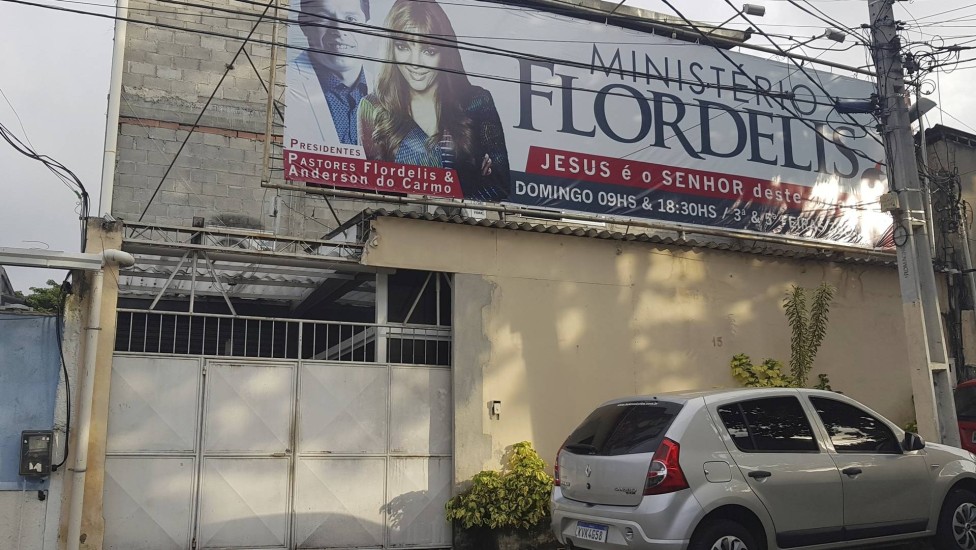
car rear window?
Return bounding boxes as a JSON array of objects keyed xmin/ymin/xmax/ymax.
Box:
[{"xmin": 562, "ymin": 401, "xmax": 682, "ymax": 456}]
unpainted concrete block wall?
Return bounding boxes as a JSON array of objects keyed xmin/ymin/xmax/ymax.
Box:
[
  {"xmin": 113, "ymin": 121, "xmax": 283, "ymax": 230},
  {"xmin": 121, "ymin": 0, "xmax": 278, "ymax": 133},
  {"xmin": 111, "ymin": 0, "xmax": 392, "ymax": 236}
]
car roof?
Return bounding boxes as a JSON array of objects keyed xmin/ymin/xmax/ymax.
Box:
[{"xmin": 599, "ymin": 387, "xmax": 838, "ymax": 407}]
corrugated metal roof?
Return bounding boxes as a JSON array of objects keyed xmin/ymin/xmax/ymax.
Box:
[
  {"xmin": 117, "ymin": 255, "xmax": 378, "ymax": 305},
  {"xmin": 365, "ymin": 209, "xmax": 897, "ymax": 267}
]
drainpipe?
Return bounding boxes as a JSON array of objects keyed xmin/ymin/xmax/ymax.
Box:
[
  {"xmin": 98, "ymin": 0, "xmax": 128, "ymax": 216},
  {"xmin": 66, "ymin": 249, "xmax": 134, "ymax": 550}
]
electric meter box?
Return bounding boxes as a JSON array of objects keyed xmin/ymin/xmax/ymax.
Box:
[{"xmin": 19, "ymin": 430, "xmax": 54, "ymax": 477}]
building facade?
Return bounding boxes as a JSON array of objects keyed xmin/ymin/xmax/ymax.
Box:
[{"xmin": 59, "ymin": 0, "xmax": 925, "ymax": 548}]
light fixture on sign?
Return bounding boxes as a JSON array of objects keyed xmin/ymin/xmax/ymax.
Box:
[
  {"xmin": 703, "ymin": 3, "xmax": 766, "ymax": 38},
  {"xmin": 783, "ymin": 28, "xmax": 847, "ymax": 52},
  {"xmin": 741, "ymin": 4, "xmax": 766, "ymax": 16}
]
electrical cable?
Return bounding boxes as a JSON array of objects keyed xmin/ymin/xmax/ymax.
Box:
[
  {"xmin": 0, "ymin": 86, "xmax": 37, "ymax": 150},
  {"xmin": 241, "ymin": 47, "xmax": 285, "ymax": 121},
  {"xmin": 51, "ymin": 272, "xmax": 72, "ymax": 471},
  {"xmin": 6, "ymin": 0, "xmax": 869, "ymax": 134},
  {"xmin": 189, "ymin": 0, "xmax": 832, "ymax": 101},
  {"xmin": 119, "ymin": 93, "xmax": 202, "ymax": 205},
  {"xmin": 616, "ymin": 29, "xmax": 874, "ymax": 165},
  {"xmin": 0, "ymin": 121, "xmax": 90, "ymax": 251},
  {"xmin": 5, "ymin": 0, "xmax": 876, "ymax": 109},
  {"xmin": 0, "ymin": 122, "xmax": 81, "ymax": 194},
  {"xmin": 294, "ymin": 0, "xmax": 887, "ymax": 181},
  {"xmin": 913, "ymin": 4, "xmax": 976, "ymax": 22},
  {"xmin": 2, "ymin": 0, "xmax": 892, "ymax": 185},
  {"xmin": 627, "ymin": 0, "xmax": 884, "ymax": 168},
  {"xmin": 789, "ymin": 0, "xmax": 870, "ymax": 45},
  {"xmin": 867, "ymin": 0, "xmax": 894, "ymax": 36},
  {"xmin": 44, "ymin": 0, "xmax": 776, "ymax": 47},
  {"xmin": 2, "ymin": 0, "xmax": 894, "ymax": 219},
  {"xmin": 195, "ymin": 0, "xmax": 876, "ymax": 102},
  {"xmin": 138, "ymin": 0, "xmax": 276, "ymax": 221},
  {"xmin": 290, "ymin": 0, "xmax": 880, "ymax": 142},
  {"xmin": 724, "ymin": 0, "xmax": 887, "ymax": 152}
]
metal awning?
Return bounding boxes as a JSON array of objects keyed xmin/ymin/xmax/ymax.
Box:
[{"xmin": 117, "ymin": 222, "xmax": 382, "ymax": 310}]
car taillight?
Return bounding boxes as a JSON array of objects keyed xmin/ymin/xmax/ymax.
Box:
[
  {"xmin": 554, "ymin": 447, "xmax": 562, "ymax": 486},
  {"xmin": 644, "ymin": 438, "xmax": 689, "ymax": 495}
]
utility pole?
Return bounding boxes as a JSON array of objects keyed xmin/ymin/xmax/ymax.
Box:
[{"xmin": 867, "ymin": 0, "xmax": 960, "ymax": 446}]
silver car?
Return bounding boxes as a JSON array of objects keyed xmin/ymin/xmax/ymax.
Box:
[{"xmin": 551, "ymin": 388, "xmax": 976, "ymax": 550}]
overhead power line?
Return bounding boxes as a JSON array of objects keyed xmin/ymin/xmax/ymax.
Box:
[
  {"xmin": 788, "ymin": 0, "xmax": 870, "ymax": 45},
  {"xmin": 721, "ymin": 0, "xmax": 886, "ymax": 149},
  {"xmin": 0, "ymin": 0, "xmax": 891, "ymax": 189},
  {"xmin": 913, "ymin": 4, "xmax": 976, "ymax": 22},
  {"xmin": 655, "ymin": 0, "xmax": 884, "ymax": 166},
  {"xmin": 220, "ymin": 0, "xmax": 861, "ymax": 102},
  {"xmin": 138, "ymin": 0, "xmax": 275, "ymax": 221},
  {"xmin": 0, "ymin": 120, "xmax": 90, "ymax": 250},
  {"xmin": 2, "ymin": 0, "xmax": 875, "ymax": 112}
]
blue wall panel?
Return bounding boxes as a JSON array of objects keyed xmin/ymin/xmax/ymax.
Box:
[{"xmin": 0, "ymin": 313, "xmax": 62, "ymax": 490}]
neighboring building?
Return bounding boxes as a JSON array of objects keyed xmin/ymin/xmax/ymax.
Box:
[
  {"xmin": 63, "ymin": 0, "xmax": 921, "ymax": 549},
  {"xmin": 924, "ymin": 124, "xmax": 976, "ymax": 381},
  {"xmin": 0, "ymin": 266, "xmax": 26, "ymax": 307}
]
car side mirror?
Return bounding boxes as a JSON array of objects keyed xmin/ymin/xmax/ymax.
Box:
[{"xmin": 903, "ymin": 432, "xmax": 925, "ymax": 451}]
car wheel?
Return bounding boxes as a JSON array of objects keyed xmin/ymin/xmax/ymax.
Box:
[
  {"xmin": 690, "ymin": 518, "xmax": 758, "ymax": 550},
  {"xmin": 937, "ymin": 488, "xmax": 976, "ymax": 550}
]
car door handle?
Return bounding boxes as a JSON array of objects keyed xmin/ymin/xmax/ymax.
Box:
[
  {"xmin": 748, "ymin": 470, "xmax": 772, "ymax": 479},
  {"xmin": 842, "ymin": 467, "xmax": 863, "ymax": 477}
]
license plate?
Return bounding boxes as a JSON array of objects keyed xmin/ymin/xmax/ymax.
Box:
[{"xmin": 576, "ymin": 521, "xmax": 609, "ymax": 543}]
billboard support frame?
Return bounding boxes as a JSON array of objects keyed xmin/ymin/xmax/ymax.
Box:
[{"xmin": 261, "ymin": 0, "xmax": 281, "ymax": 187}]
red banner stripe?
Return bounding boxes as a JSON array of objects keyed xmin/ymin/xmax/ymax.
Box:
[
  {"xmin": 284, "ymin": 150, "xmax": 464, "ymax": 199},
  {"xmin": 525, "ymin": 146, "xmax": 848, "ymax": 209}
]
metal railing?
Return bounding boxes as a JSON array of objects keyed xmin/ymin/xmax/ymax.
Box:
[{"xmin": 115, "ymin": 309, "xmax": 451, "ymax": 366}]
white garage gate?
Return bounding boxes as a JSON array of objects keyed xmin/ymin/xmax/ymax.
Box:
[{"xmin": 102, "ymin": 310, "xmax": 453, "ymax": 549}]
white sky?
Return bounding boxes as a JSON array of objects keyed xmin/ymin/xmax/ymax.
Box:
[{"xmin": 1, "ymin": 0, "xmax": 975, "ymax": 292}]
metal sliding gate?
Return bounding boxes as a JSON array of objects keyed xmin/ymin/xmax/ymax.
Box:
[{"xmin": 103, "ymin": 310, "xmax": 452, "ymax": 549}]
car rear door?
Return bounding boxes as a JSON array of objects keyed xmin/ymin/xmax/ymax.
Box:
[
  {"xmin": 558, "ymin": 399, "xmax": 683, "ymax": 506},
  {"xmin": 709, "ymin": 393, "xmax": 845, "ymax": 548},
  {"xmin": 807, "ymin": 395, "xmax": 931, "ymax": 539}
]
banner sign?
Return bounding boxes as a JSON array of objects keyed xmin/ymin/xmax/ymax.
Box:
[{"xmin": 284, "ymin": 0, "xmax": 890, "ymax": 247}]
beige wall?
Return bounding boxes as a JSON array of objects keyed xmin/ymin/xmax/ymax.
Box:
[{"xmin": 363, "ymin": 216, "xmax": 914, "ymax": 481}]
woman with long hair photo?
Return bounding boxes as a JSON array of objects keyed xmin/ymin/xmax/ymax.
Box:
[{"xmin": 357, "ymin": 0, "xmax": 511, "ymax": 201}]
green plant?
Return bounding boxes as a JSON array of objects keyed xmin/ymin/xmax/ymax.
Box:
[
  {"xmin": 785, "ymin": 283, "xmax": 835, "ymax": 387},
  {"xmin": 730, "ymin": 353, "xmax": 792, "ymax": 387},
  {"xmin": 445, "ymin": 441, "xmax": 554, "ymax": 530},
  {"xmin": 19, "ymin": 279, "xmax": 65, "ymax": 313},
  {"xmin": 729, "ymin": 283, "xmax": 836, "ymax": 389}
]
